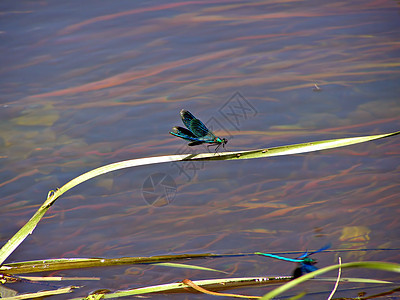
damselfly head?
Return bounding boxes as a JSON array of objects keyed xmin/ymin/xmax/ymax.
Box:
[{"xmin": 302, "ymin": 257, "xmax": 317, "ymax": 265}]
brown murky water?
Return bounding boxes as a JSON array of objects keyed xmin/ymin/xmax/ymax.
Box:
[{"xmin": 1, "ymin": 1, "xmax": 399, "ymax": 298}]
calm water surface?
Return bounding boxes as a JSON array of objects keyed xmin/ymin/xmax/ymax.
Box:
[{"xmin": 1, "ymin": 1, "xmax": 399, "ymax": 299}]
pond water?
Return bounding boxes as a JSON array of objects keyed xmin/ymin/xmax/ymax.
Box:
[{"xmin": 1, "ymin": 1, "xmax": 399, "ymax": 299}]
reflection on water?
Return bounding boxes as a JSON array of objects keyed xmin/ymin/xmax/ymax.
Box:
[{"xmin": 1, "ymin": 1, "xmax": 399, "ymax": 298}]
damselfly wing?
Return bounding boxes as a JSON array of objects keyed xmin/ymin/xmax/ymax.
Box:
[{"xmin": 170, "ymin": 110, "xmax": 227, "ymax": 151}]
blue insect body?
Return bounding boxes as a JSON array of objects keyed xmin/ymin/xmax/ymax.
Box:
[
  {"xmin": 170, "ymin": 110, "xmax": 227, "ymax": 151},
  {"xmin": 255, "ymin": 244, "xmax": 331, "ymax": 278}
]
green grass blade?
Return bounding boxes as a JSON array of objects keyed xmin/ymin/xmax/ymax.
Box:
[
  {"xmin": 0, "ymin": 193, "xmax": 53, "ymax": 267},
  {"xmin": 288, "ymin": 291, "xmax": 307, "ymax": 300},
  {"xmin": 1, "ymin": 286, "xmax": 79, "ymax": 300},
  {"xmin": 1, "ymin": 254, "xmax": 236, "ymax": 274},
  {"xmin": 66, "ymin": 269, "xmax": 396, "ymax": 299},
  {"xmin": 0, "ymin": 131, "xmax": 398, "ymax": 265},
  {"xmin": 260, "ymin": 261, "xmax": 400, "ymax": 299},
  {"xmin": 68, "ymin": 276, "xmax": 292, "ymax": 299},
  {"xmin": 312, "ymin": 277, "xmax": 393, "ymax": 284},
  {"xmin": 152, "ymin": 262, "xmax": 229, "ymax": 273}
]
